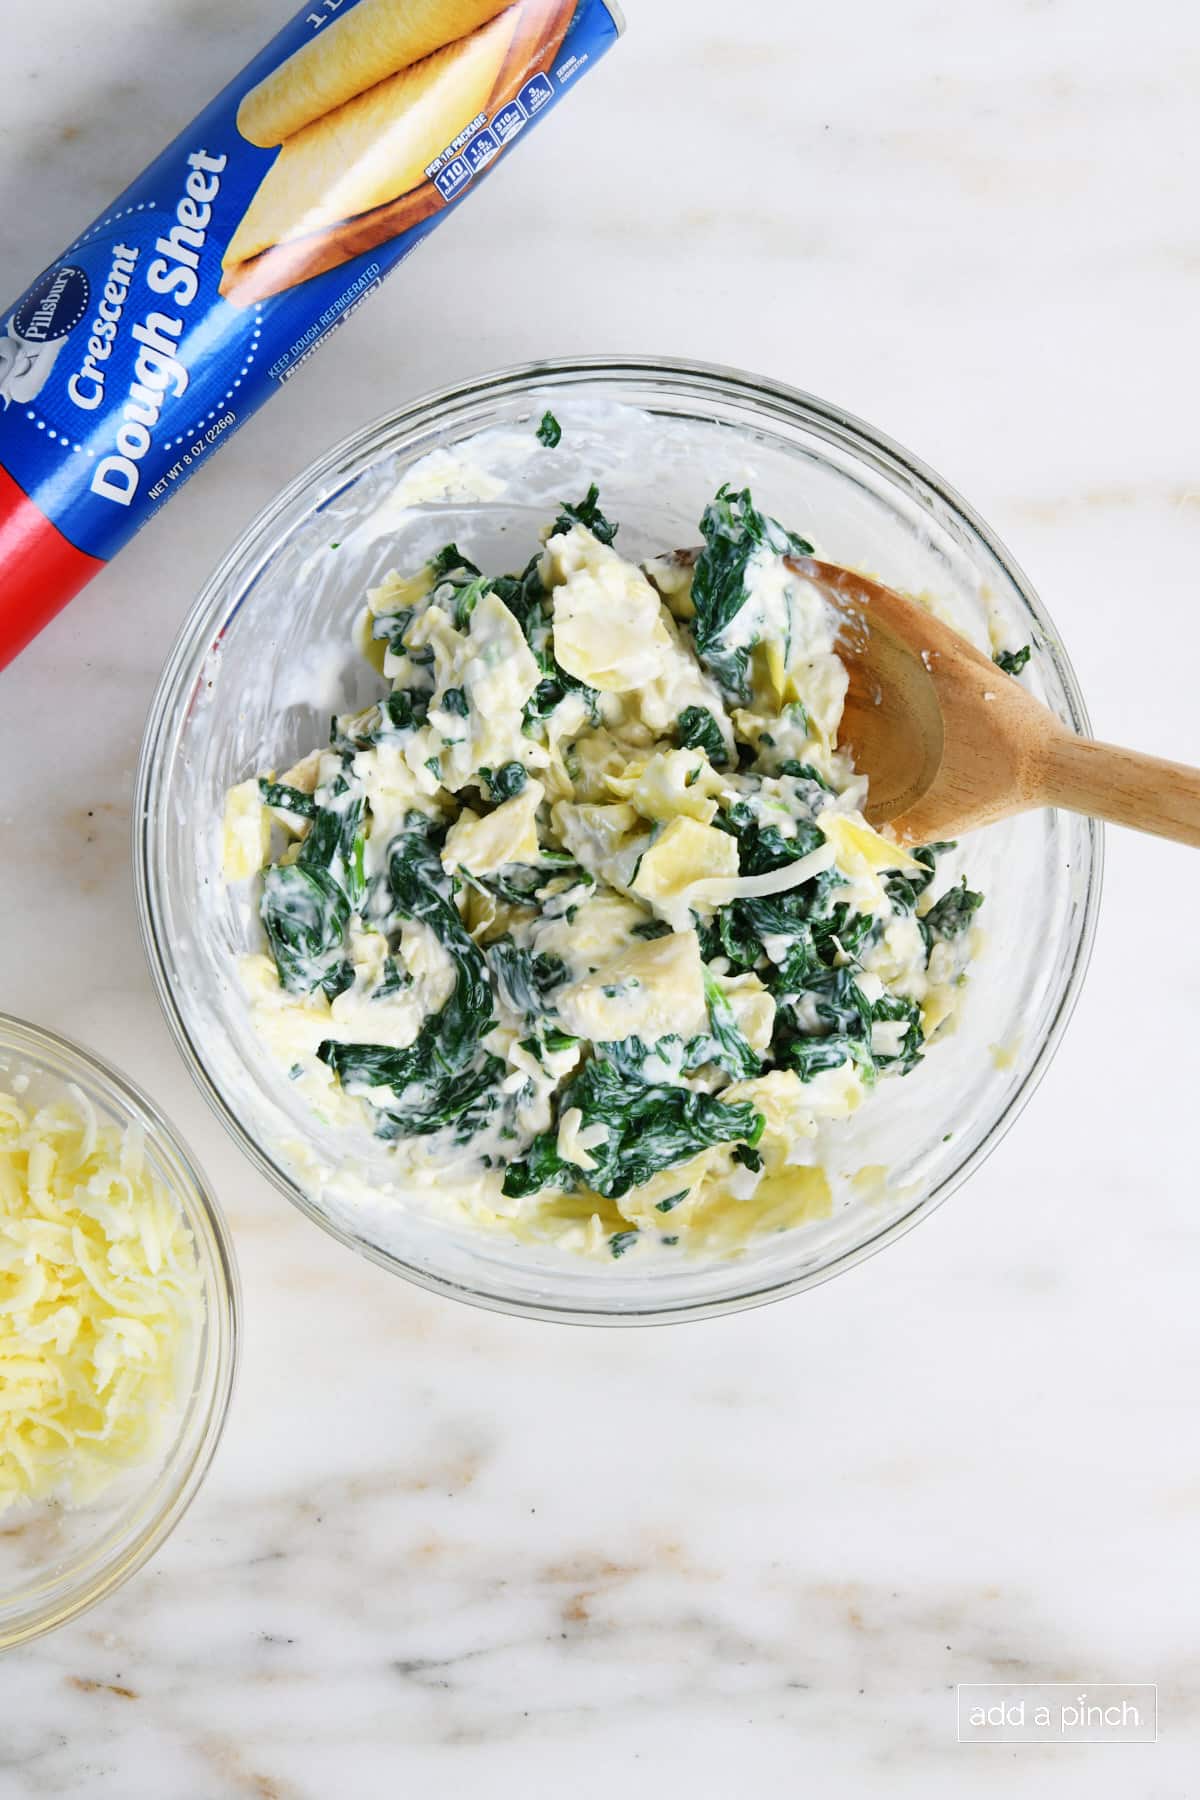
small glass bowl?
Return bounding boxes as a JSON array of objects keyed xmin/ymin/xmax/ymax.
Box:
[
  {"xmin": 0, "ymin": 1016, "xmax": 239, "ymax": 1648},
  {"xmin": 135, "ymin": 357, "xmax": 1101, "ymax": 1324}
]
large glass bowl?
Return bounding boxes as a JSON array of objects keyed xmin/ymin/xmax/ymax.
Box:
[
  {"xmin": 135, "ymin": 358, "xmax": 1100, "ymax": 1324},
  {"xmin": 0, "ymin": 1016, "xmax": 239, "ymax": 1647}
]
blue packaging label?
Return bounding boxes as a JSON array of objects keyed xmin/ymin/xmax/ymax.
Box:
[{"xmin": 0, "ymin": 0, "xmax": 621, "ymax": 567}]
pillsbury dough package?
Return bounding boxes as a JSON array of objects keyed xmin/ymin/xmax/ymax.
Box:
[{"xmin": 0, "ymin": 0, "xmax": 623, "ymax": 668}]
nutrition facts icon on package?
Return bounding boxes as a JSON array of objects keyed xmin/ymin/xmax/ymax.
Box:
[
  {"xmin": 463, "ymin": 126, "xmax": 500, "ymax": 173},
  {"xmin": 433, "ymin": 155, "xmax": 473, "ymax": 200},
  {"xmin": 490, "ymin": 99, "xmax": 529, "ymax": 143},
  {"xmin": 518, "ymin": 72, "xmax": 555, "ymax": 113}
]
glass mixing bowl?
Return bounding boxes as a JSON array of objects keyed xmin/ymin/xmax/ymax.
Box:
[
  {"xmin": 135, "ymin": 357, "xmax": 1100, "ymax": 1324},
  {"xmin": 0, "ymin": 1016, "xmax": 239, "ymax": 1647}
]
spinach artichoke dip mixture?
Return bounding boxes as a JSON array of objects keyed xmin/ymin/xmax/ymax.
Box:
[{"xmin": 222, "ymin": 435, "xmax": 984, "ymax": 1259}]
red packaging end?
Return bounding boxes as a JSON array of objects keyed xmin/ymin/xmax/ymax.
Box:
[{"xmin": 0, "ymin": 466, "xmax": 105, "ymax": 672}]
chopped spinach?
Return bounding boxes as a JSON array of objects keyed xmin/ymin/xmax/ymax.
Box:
[
  {"xmin": 994, "ymin": 644, "xmax": 1031, "ymax": 676},
  {"xmin": 609, "ymin": 1230, "xmax": 638, "ymax": 1259},
  {"xmin": 689, "ymin": 486, "xmax": 813, "ymax": 700},
  {"xmin": 316, "ymin": 817, "xmax": 496, "ymax": 1136},
  {"xmin": 519, "ymin": 600, "xmax": 601, "ymax": 731},
  {"xmin": 522, "ymin": 670, "xmax": 598, "ymax": 734},
  {"xmin": 471, "ymin": 859, "xmax": 591, "ymax": 909},
  {"xmin": 922, "ymin": 878, "xmax": 984, "ymax": 945},
  {"xmin": 502, "ymin": 1059, "xmax": 765, "ymax": 1200},
  {"xmin": 772, "ymin": 761, "xmax": 839, "ymax": 819},
  {"xmin": 778, "ymin": 759, "xmax": 833, "ymax": 792},
  {"xmin": 431, "ymin": 543, "xmax": 482, "ymax": 581},
  {"xmin": 779, "ymin": 1035, "xmax": 873, "ymax": 1083},
  {"xmin": 259, "ymin": 787, "xmax": 367, "ymax": 1000},
  {"xmin": 772, "ymin": 966, "xmax": 876, "ymax": 1084},
  {"xmin": 258, "ymin": 779, "xmax": 318, "ymax": 820},
  {"xmin": 487, "ymin": 939, "xmax": 570, "ymax": 1016},
  {"xmin": 552, "ymin": 483, "xmax": 618, "ymax": 547},
  {"xmin": 655, "ymin": 1191, "xmax": 689, "ymax": 1213},
  {"xmin": 677, "ymin": 705, "xmax": 730, "ymax": 768},
  {"xmin": 714, "ymin": 797, "xmax": 824, "ymax": 877},
  {"xmin": 806, "ymin": 965, "xmax": 874, "ymax": 1039},
  {"xmin": 371, "ymin": 609, "xmax": 414, "ymax": 657},
  {"xmin": 450, "ymin": 575, "xmax": 489, "ymax": 632},
  {"xmin": 480, "ymin": 761, "xmax": 528, "ymax": 801},
  {"xmin": 884, "ymin": 843, "xmax": 944, "ymax": 913},
  {"xmin": 441, "ymin": 687, "xmax": 469, "ymax": 718},
  {"xmin": 480, "ymin": 865, "xmax": 549, "ymax": 906},
  {"xmin": 261, "ymin": 862, "xmax": 352, "ymax": 1001},
  {"xmin": 702, "ymin": 970, "xmax": 762, "ymax": 1081},
  {"xmin": 770, "ymin": 960, "xmax": 926, "ymax": 1085},
  {"xmin": 817, "ymin": 903, "xmax": 874, "ymax": 965},
  {"xmin": 594, "ymin": 1034, "xmax": 662, "ymax": 1082},
  {"xmin": 373, "ymin": 955, "xmax": 412, "ymax": 999},
  {"xmin": 536, "ymin": 410, "xmax": 562, "ymax": 448},
  {"xmin": 631, "ymin": 918, "xmax": 673, "ymax": 941},
  {"xmin": 490, "ymin": 554, "xmax": 546, "ymax": 641},
  {"xmin": 426, "ymin": 549, "xmax": 490, "ymax": 632},
  {"xmin": 331, "ymin": 687, "xmax": 428, "ymax": 750},
  {"xmin": 697, "ymin": 868, "xmax": 842, "ymax": 982},
  {"xmin": 870, "ymin": 993, "xmax": 925, "ymax": 1074},
  {"xmin": 365, "ymin": 1053, "xmax": 507, "ymax": 1139},
  {"xmin": 384, "ymin": 688, "xmax": 428, "ymax": 733},
  {"xmin": 492, "ymin": 549, "xmax": 599, "ymax": 732}
]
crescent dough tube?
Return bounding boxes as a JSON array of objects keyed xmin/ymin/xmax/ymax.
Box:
[
  {"xmin": 221, "ymin": 0, "xmax": 577, "ymax": 307},
  {"xmin": 0, "ymin": 0, "xmax": 623, "ymax": 669},
  {"xmin": 224, "ymin": 9, "xmax": 520, "ymax": 272},
  {"xmin": 236, "ymin": 0, "xmax": 516, "ymax": 148}
]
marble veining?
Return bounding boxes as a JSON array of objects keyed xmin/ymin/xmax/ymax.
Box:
[{"xmin": 2, "ymin": 0, "xmax": 1199, "ymax": 1792}]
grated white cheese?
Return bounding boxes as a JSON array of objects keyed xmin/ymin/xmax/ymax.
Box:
[{"xmin": 0, "ymin": 1083, "xmax": 203, "ymax": 1514}]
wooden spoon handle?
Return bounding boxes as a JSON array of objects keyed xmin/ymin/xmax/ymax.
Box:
[{"xmin": 1034, "ymin": 729, "xmax": 1200, "ymax": 847}]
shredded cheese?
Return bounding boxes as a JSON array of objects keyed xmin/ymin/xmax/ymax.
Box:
[{"xmin": 0, "ymin": 1082, "xmax": 203, "ymax": 1514}]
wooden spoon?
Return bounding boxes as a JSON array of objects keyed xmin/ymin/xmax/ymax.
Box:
[
  {"xmin": 659, "ymin": 549, "xmax": 1200, "ymax": 848},
  {"xmin": 782, "ymin": 557, "xmax": 1200, "ymax": 846}
]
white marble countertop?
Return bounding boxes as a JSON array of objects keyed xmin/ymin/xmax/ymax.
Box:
[{"xmin": 3, "ymin": 0, "xmax": 1199, "ymax": 1791}]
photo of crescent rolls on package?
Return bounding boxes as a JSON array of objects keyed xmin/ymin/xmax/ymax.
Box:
[{"xmin": 221, "ymin": 0, "xmax": 576, "ymax": 305}]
